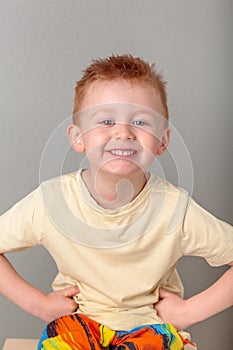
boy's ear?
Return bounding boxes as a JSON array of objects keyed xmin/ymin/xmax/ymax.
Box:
[
  {"xmin": 66, "ymin": 124, "xmax": 85, "ymax": 153},
  {"xmin": 157, "ymin": 128, "xmax": 170, "ymax": 155}
]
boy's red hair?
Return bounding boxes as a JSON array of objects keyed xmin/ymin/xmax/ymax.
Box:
[{"xmin": 73, "ymin": 54, "xmax": 168, "ymax": 120}]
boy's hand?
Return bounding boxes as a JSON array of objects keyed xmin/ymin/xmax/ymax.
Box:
[
  {"xmin": 155, "ymin": 265, "xmax": 233, "ymax": 331},
  {"xmin": 40, "ymin": 285, "xmax": 80, "ymax": 323},
  {"xmin": 154, "ymin": 288, "xmax": 191, "ymax": 331}
]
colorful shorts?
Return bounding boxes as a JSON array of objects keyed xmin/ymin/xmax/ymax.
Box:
[{"xmin": 38, "ymin": 313, "xmax": 195, "ymax": 349}]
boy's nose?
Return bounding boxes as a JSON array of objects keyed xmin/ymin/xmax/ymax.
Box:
[{"xmin": 113, "ymin": 123, "xmax": 135, "ymax": 140}]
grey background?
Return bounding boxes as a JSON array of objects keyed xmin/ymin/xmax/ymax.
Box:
[{"xmin": 0, "ymin": 0, "xmax": 232, "ymax": 349}]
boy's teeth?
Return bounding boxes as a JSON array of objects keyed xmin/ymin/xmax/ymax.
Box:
[{"xmin": 110, "ymin": 150, "xmax": 136, "ymax": 156}]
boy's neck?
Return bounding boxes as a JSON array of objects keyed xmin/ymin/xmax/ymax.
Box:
[{"xmin": 81, "ymin": 169, "xmax": 148, "ymax": 210}]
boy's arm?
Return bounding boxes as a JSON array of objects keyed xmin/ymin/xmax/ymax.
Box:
[
  {"xmin": 154, "ymin": 262, "xmax": 233, "ymax": 331},
  {"xmin": 0, "ymin": 254, "xmax": 79, "ymax": 322}
]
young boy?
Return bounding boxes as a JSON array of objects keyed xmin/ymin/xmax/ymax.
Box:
[{"xmin": 0, "ymin": 55, "xmax": 232, "ymax": 350}]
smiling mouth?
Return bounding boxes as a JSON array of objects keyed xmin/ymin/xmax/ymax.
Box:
[{"xmin": 109, "ymin": 149, "xmax": 137, "ymax": 157}]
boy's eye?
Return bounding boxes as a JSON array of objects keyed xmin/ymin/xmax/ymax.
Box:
[
  {"xmin": 132, "ymin": 120, "xmax": 146, "ymax": 126},
  {"xmin": 100, "ymin": 120, "xmax": 115, "ymax": 126}
]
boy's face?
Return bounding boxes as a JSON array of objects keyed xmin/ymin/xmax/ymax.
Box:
[{"xmin": 68, "ymin": 80, "xmax": 170, "ymax": 177}]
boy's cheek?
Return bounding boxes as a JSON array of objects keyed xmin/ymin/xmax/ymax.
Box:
[{"xmin": 84, "ymin": 143, "xmax": 104, "ymax": 160}]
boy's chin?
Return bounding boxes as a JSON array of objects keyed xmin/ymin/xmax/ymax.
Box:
[{"xmin": 96, "ymin": 161, "xmax": 147, "ymax": 178}]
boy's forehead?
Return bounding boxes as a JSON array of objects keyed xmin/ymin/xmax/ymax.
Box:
[{"xmin": 80, "ymin": 80, "xmax": 165, "ymax": 115}]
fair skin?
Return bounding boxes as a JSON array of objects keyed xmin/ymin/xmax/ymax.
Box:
[
  {"xmin": 0, "ymin": 79, "xmax": 232, "ymax": 330},
  {"xmin": 0, "ymin": 254, "xmax": 79, "ymax": 322},
  {"xmin": 155, "ymin": 263, "xmax": 233, "ymax": 330},
  {"xmin": 68, "ymin": 80, "xmax": 169, "ymax": 209}
]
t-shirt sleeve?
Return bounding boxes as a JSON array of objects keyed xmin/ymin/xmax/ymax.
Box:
[
  {"xmin": 180, "ymin": 198, "xmax": 233, "ymax": 266},
  {"xmin": 0, "ymin": 187, "xmax": 44, "ymax": 253}
]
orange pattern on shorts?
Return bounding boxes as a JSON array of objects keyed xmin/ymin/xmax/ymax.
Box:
[{"xmin": 38, "ymin": 313, "xmax": 195, "ymax": 349}]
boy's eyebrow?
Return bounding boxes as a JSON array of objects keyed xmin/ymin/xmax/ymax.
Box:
[
  {"xmin": 91, "ymin": 107, "xmax": 116, "ymax": 117},
  {"xmin": 131, "ymin": 108, "xmax": 157, "ymax": 117},
  {"xmin": 90, "ymin": 107, "xmax": 159, "ymax": 118},
  {"xmin": 77, "ymin": 107, "xmax": 116, "ymax": 124},
  {"xmin": 78, "ymin": 104, "xmax": 167, "ymax": 124},
  {"xmin": 131, "ymin": 109, "xmax": 167, "ymax": 126}
]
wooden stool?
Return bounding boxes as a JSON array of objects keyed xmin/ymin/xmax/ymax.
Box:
[{"xmin": 3, "ymin": 339, "xmax": 38, "ymax": 350}]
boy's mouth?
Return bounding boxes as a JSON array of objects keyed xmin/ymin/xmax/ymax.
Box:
[{"xmin": 109, "ymin": 149, "xmax": 137, "ymax": 157}]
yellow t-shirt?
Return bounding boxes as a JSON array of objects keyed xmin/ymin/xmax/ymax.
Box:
[{"xmin": 0, "ymin": 171, "xmax": 232, "ymax": 331}]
